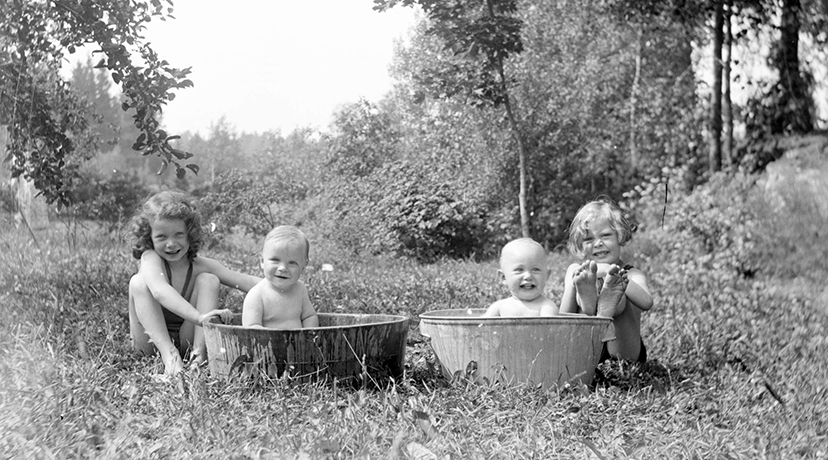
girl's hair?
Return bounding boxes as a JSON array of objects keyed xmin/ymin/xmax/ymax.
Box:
[
  {"xmin": 129, "ymin": 190, "xmax": 203, "ymax": 260},
  {"xmin": 567, "ymin": 196, "xmax": 635, "ymax": 258},
  {"xmin": 264, "ymin": 225, "xmax": 310, "ymax": 261}
]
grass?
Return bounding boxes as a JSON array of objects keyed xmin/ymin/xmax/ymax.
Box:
[{"xmin": 1, "ymin": 211, "xmax": 826, "ymax": 459}]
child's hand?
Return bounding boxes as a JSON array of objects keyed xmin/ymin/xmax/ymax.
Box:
[{"xmin": 200, "ymin": 309, "xmax": 234, "ymax": 325}]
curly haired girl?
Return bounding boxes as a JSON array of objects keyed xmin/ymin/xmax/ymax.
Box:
[{"xmin": 128, "ymin": 190, "xmax": 260, "ymax": 375}]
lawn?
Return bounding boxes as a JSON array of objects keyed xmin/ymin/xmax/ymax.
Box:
[{"xmin": 1, "ymin": 213, "xmax": 826, "ymax": 459}]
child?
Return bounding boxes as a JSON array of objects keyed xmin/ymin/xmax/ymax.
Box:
[
  {"xmin": 483, "ymin": 238, "xmax": 559, "ymax": 317},
  {"xmin": 560, "ymin": 197, "xmax": 653, "ymax": 362},
  {"xmin": 242, "ymin": 225, "xmax": 319, "ymax": 329},
  {"xmin": 128, "ymin": 190, "xmax": 261, "ymax": 375}
]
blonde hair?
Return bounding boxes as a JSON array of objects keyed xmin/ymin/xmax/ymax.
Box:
[
  {"xmin": 567, "ymin": 197, "xmax": 635, "ymax": 258},
  {"xmin": 264, "ymin": 225, "xmax": 310, "ymax": 261},
  {"xmin": 500, "ymin": 238, "xmax": 546, "ymax": 265}
]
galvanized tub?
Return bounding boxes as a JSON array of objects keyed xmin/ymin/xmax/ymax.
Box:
[
  {"xmin": 419, "ymin": 308, "xmax": 613, "ymax": 388},
  {"xmin": 204, "ymin": 313, "xmax": 408, "ymax": 384}
]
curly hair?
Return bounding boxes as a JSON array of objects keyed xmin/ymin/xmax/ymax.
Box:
[
  {"xmin": 129, "ymin": 190, "xmax": 203, "ymax": 261},
  {"xmin": 567, "ymin": 196, "xmax": 636, "ymax": 258}
]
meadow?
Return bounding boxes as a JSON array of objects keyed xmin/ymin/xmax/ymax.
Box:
[{"xmin": 1, "ymin": 178, "xmax": 827, "ymax": 459}]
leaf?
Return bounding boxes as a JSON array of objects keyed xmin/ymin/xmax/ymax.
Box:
[
  {"xmin": 186, "ymin": 164, "xmax": 199, "ymax": 175},
  {"xmin": 156, "ymin": 160, "xmax": 168, "ymax": 175},
  {"xmin": 406, "ymin": 442, "xmax": 437, "ymax": 460},
  {"xmin": 412, "ymin": 410, "xmax": 439, "ymax": 440}
]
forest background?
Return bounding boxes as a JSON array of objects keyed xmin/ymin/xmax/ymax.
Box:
[{"xmin": 2, "ymin": 0, "xmax": 826, "ymax": 261}]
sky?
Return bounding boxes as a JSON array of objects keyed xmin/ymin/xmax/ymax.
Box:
[{"xmin": 136, "ymin": 1, "xmax": 417, "ymax": 137}]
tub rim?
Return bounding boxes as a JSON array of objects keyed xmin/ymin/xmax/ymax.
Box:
[
  {"xmin": 418, "ymin": 308, "xmax": 612, "ymax": 326},
  {"xmin": 206, "ymin": 312, "xmax": 410, "ymax": 332}
]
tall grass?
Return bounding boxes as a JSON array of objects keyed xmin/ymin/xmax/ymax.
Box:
[{"xmin": 1, "ymin": 199, "xmax": 826, "ymax": 459}]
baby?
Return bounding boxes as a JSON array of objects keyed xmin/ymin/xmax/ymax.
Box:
[
  {"xmin": 483, "ymin": 238, "xmax": 559, "ymax": 317},
  {"xmin": 242, "ymin": 226, "xmax": 319, "ymax": 329}
]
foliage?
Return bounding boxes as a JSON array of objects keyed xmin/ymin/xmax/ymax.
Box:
[
  {"xmin": 374, "ymin": 162, "xmax": 492, "ymax": 262},
  {"xmin": 626, "ymin": 171, "xmax": 761, "ymax": 279},
  {"xmin": 1, "ymin": 0, "xmax": 195, "ymax": 205},
  {"xmin": 64, "ymin": 168, "xmax": 149, "ymax": 231},
  {"xmin": 321, "ymin": 99, "xmax": 499, "ymax": 261},
  {"xmin": 197, "ymin": 168, "xmax": 308, "ymax": 242},
  {"xmin": 325, "ymin": 98, "xmax": 401, "ymax": 178}
]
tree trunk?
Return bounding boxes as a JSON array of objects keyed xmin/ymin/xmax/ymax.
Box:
[
  {"xmin": 776, "ymin": 0, "xmax": 813, "ymax": 133},
  {"xmin": 723, "ymin": 0, "xmax": 733, "ymax": 169},
  {"xmin": 487, "ymin": 0, "xmax": 530, "ymax": 238},
  {"xmin": 709, "ymin": 0, "xmax": 723, "ymax": 174},
  {"xmin": 629, "ymin": 25, "xmax": 643, "ymax": 173}
]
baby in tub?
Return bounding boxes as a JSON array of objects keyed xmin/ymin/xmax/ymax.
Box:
[
  {"xmin": 242, "ymin": 225, "xmax": 319, "ymax": 329},
  {"xmin": 483, "ymin": 238, "xmax": 559, "ymax": 317}
]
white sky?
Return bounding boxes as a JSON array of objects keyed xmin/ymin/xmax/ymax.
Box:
[{"xmin": 137, "ymin": 1, "xmax": 417, "ymax": 137}]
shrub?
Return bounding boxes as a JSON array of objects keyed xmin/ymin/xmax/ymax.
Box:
[
  {"xmin": 66, "ymin": 169, "xmax": 149, "ymax": 231},
  {"xmin": 198, "ymin": 169, "xmax": 307, "ymax": 243},
  {"xmin": 628, "ymin": 171, "xmax": 760, "ymax": 280},
  {"xmin": 321, "ymin": 161, "xmax": 494, "ymax": 263}
]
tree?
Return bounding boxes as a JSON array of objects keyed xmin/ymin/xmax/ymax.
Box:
[
  {"xmin": 770, "ymin": 0, "xmax": 814, "ymax": 133},
  {"xmin": 1, "ymin": 0, "xmax": 196, "ymax": 206},
  {"xmin": 374, "ymin": 0, "xmax": 532, "ymax": 237},
  {"xmin": 709, "ymin": 0, "xmax": 724, "ymax": 174}
]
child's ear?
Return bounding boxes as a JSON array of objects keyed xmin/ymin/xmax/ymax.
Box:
[{"xmin": 497, "ymin": 270, "xmax": 506, "ymax": 284}]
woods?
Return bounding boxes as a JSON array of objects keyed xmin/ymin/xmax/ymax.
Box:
[{"xmin": 2, "ymin": 0, "xmax": 826, "ymax": 255}]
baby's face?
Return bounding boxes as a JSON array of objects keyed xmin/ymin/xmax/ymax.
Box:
[
  {"xmin": 499, "ymin": 244, "xmax": 548, "ymax": 302},
  {"xmin": 261, "ymin": 239, "xmax": 307, "ymax": 291}
]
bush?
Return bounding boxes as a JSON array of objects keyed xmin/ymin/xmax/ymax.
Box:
[
  {"xmin": 375, "ymin": 163, "xmax": 492, "ymax": 262},
  {"xmin": 629, "ymin": 171, "xmax": 761, "ymax": 280},
  {"xmin": 198, "ymin": 169, "xmax": 307, "ymax": 243},
  {"xmin": 66, "ymin": 169, "xmax": 149, "ymax": 231},
  {"xmin": 321, "ymin": 162, "xmax": 494, "ymax": 263}
]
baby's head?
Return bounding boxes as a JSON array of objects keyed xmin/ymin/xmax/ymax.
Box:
[
  {"xmin": 261, "ymin": 226, "xmax": 310, "ymax": 289},
  {"xmin": 567, "ymin": 197, "xmax": 634, "ymax": 259},
  {"xmin": 498, "ymin": 238, "xmax": 549, "ymax": 301},
  {"xmin": 130, "ymin": 190, "xmax": 202, "ymax": 260}
]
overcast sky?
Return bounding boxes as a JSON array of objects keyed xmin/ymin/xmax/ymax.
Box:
[{"xmin": 137, "ymin": 1, "xmax": 417, "ymax": 137}]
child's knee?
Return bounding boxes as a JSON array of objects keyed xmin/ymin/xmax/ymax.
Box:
[
  {"xmin": 129, "ymin": 274, "xmax": 149, "ymax": 296},
  {"xmin": 194, "ymin": 272, "xmax": 220, "ymax": 291}
]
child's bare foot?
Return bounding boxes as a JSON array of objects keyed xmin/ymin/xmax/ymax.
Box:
[
  {"xmin": 574, "ymin": 260, "xmax": 598, "ymax": 315},
  {"xmin": 597, "ymin": 265, "xmax": 628, "ymax": 318},
  {"xmin": 162, "ymin": 352, "xmax": 185, "ymax": 376},
  {"xmin": 188, "ymin": 351, "xmax": 207, "ymax": 371}
]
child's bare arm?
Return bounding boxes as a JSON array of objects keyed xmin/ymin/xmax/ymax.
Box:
[
  {"xmin": 140, "ymin": 251, "xmax": 202, "ymax": 324},
  {"xmin": 199, "ymin": 256, "xmax": 261, "ymax": 292},
  {"xmin": 539, "ymin": 298, "xmax": 559, "ymax": 316},
  {"xmin": 241, "ymin": 285, "xmax": 264, "ymax": 328},
  {"xmin": 299, "ymin": 284, "xmax": 319, "ymax": 328},
  {"xmin": 482, "ymin": 301, "xmax": 501, "ymax": 317},
  {"xmin": 624, "ymin": 269, "xmax": 653, "ymax": 311},
  {"xmin": 559, "ymin": 264, "xmax": 580, "ymax": 314}
]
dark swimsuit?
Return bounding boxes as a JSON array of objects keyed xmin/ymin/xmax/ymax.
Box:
[
  {"xmin": 162, "ymin": 259, "xmax": 193, "ymax": 348},
  {"xmin": 598, "ymin": 264, "xmax": 647, "ymax": 364}
]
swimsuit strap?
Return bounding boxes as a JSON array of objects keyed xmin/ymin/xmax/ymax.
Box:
[
  {"xmin": 163, "ymin": 259, "xmax": 194, "ymax": 297},
  {"xmin": 623, "ymin": 264, "xmax": 634, "ymax": 271}
]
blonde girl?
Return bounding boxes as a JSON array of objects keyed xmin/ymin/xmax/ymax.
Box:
[{"xmin": 560, "ymin": 197, "xmax": 653, "ymax": 362}]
